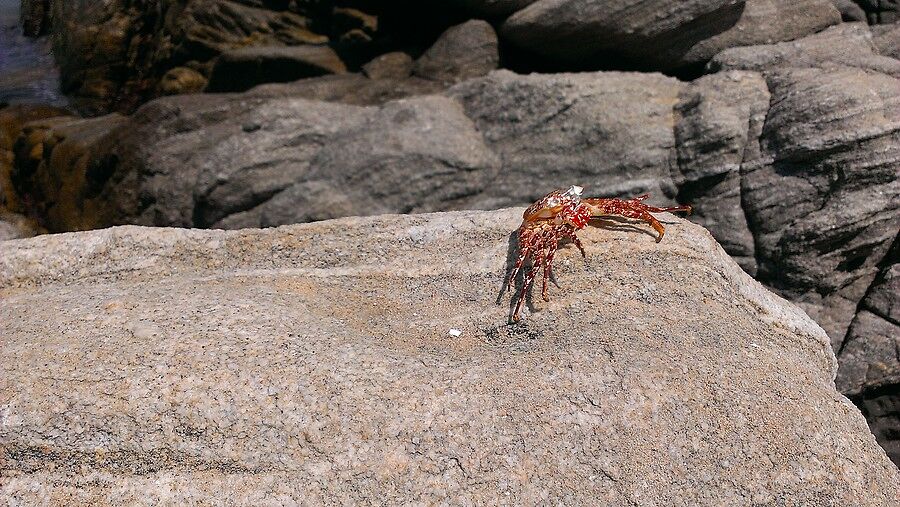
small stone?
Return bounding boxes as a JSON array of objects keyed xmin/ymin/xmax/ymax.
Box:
[{"xmin": 362, "ymin": 52, "xmax": 414, "ymax": 80}]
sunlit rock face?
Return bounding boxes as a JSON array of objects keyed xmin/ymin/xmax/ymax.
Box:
[{"xmin": 2, "ymin": 210, "xmax": 898, "ymax": 504}]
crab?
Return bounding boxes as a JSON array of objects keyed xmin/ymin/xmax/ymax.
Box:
[{"xmin": 507, "ymin": 185, "xmax": 692, "ymax": 321}]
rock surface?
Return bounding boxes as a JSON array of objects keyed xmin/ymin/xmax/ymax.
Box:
[
  {"xmin": 836, "ymin": 238, "xmax": 900, "ymax": 464},
  {"xmin": 0, "ymin": 103, "xmax": 71, "ymax": 212},
  {"xmin": 206, "ymin": 45, "xmax": 348, "ymax": 93},
  {"xmin": 12, "ymin": 113, "xmax": 127, "ymax": 232},
  {"xmin": 448, "ymin": 0, "xmax": 538, "ymax": 18},
  {"xmin": 157, "ymin": 67, "xmax": 209, "ymax": 96},
  {"xmin": 872, "ymin": 22, "xmax": 900, "ymax": 59},
  {"xmin": 703, "ymin": 27, "xmax": 900, "ymax": 464},
  {"xmin": 739, "ymin": 68, "xmax": 900, "ymax": 350},
  {"xmin": 362, "ymin": 52, "xmax": 414, "ymax": 80},
  {"xmin": 832, "ymin": 0, "xmax": 868, "ymax": 21},
  {"xmin": 44, "ymin": 93, "xmax": 498, "ymax": 230},
  {"xmin": 449, "ymin": 70, "xmax": 683, "ymax": 205},
  {"xmin": 413, "ymin": 20, "xmax": 500, "ymax": 84},
  {"xmin": 855, "ymin": 0, "xmax": 900, "ymax": 24},
  {"xmin": 2, "ymin": 210, "xmax": 898, "ymax": 504},
  {"xmin": 708, "ymin": 22, "xmax": 900, "ymax": 77},
  {"xmin": 500, "ymin": 0, "xmax": 840, "ymax": 71},
  {"xmin": 247, "ymin": 73, "xmax": 445, "ymax": 105},
  {"xmin": 30, "ymin": 0, "xmax": 354, "ymax": 114}
]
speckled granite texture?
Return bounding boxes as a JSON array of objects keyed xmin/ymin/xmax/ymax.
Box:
[{"xmin": 2, "ymin": 209, "xmax": 898, "ymax": 504}]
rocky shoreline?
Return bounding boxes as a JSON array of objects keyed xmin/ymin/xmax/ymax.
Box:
[{"xmin": 1, "ymin": 0, "xmax": 898, "ymax": 497}]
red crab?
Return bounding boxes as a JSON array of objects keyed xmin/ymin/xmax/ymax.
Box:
[{"xmin": 507, "ymin": 185, "xmax": 691, "ymax": 321}]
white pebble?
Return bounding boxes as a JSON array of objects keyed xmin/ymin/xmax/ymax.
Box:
[{"xmin": 448, "ymin": 329, "xmax": 462, "ymax": 337}]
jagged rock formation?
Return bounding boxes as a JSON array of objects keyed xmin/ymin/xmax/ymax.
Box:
[{"xmin": 2, "ymin": 210, "xmax": 898, "ymax": 504}]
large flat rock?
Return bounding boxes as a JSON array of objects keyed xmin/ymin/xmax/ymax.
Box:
[{"xmin": 1, "ymin": 210, "xmax": 898, "ymax": 504}]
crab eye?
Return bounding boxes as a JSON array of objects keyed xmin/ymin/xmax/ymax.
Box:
[{"xmin": 565, "ymin": 185, "xmax": 584, "ymax": 197}]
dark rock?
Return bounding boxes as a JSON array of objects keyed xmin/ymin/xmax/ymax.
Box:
[
  {"xmin": 205, "ymin": 95, "xmax": 500, "ymax": 228},
  {"xmin": 206, "ymin": 45, "xmax": 347, "ymax": 93},
  {"xmin": 331, "ymin": 6, "xmax": 378, "ymax": 37},
  {"xmin": 677, "ymin": 0, "xmax": 842, "ymax": 67},
  {"xmin": 741, "ymin": 67, "xmax": 900, "ymax": 348},
  {"xmin": 673, "ymin": 71, "xmax": 770, "ymax": 275},
  {"xmin": 448, "ymin": 0, "xmax": 539, "ymax": 18},
  {"xmin": 852, "ymin": 386, "xmax": 900, "ymax": 468},
  {"xmin": 413, "ymin": 20, "xmax": 500, "ymax": 84},
  {"xmin": 0, "ymin": 104, "xmax": 71, "ymax": 212},
  {"xmin": 12, "ymin": 114, "xmax": 127, "ymax": 231},
  {"xmin": 362, "ymin": 52, "xmax": 414, "ymax": 80},
  {"xmin": 157, "ymin": 67, "xmax": 208, "ymax": 96},
  {"xmin": 34, "ymin": 93, "xmax": 498, "ymax": 230},
  {"xmin": 832, "ymin": 0, "xmax": 868, "ymax": 20},
  {"xmin": 43, "ymin": 0, "xmax": 329, "ymax": 114},
  {"xmin": 500, "ymin": 0, "xmax": 840, "ymax": 72},
  {"xmin": 247, "ymin": 73, "xmax": 444, "ymax": 106},
  {"xmin": 448, "ymin": 70, "xmax": 683, "ymax": 207},
  {"xmin": 708, "ymin": 22, "xmax": 900, "ymax": 77},
  {"xmin": 872, "ymin": 23, "xmax": 900, "ymax": 60},
  {"xmin": 19, "ymin": 0, "xmax": 51, "ymax": 36},
  {"xmin": 837, "ymin": 238, "xmax": 899, "ymax": 466},
  {"xmin": 855, "ymin": 0, "xmax": 900, "ymax": 24},
  {"xmin": 838, "ymin": 261, "xmax": 900, "ymax": 396}
]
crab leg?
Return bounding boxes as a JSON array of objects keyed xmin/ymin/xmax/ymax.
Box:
[
  {"xmin": 541, "ymin": 239, "xmax": 557, "ymax": 302},
  {"xmin": 583, "ymin": 196, "xmax": 691, "ymax": 242},
  {"xmin": 514, "ymin": 248, "xmax": 543, "ymax": 321}
]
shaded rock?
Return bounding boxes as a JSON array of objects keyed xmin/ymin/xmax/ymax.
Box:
[
  {"xmin": 362, "ymin": 52, "xmax": 414, "ymax": 80},
  {"xmin": 676, "ymin": 0, "xmax": 842, "ymax": 68},
  {"xmin": 11, "ymin": 113, "xmax": 127, "ymax": 232},
  {"xmin": 448, "ymin": 70, "xmax": 683, "ymax": 206},
  {"xmin": 838, "ymin": 260, "xmax": 900, "ymax": 396},
  {"xmin": 500, "ymin": 0, "xmax": 840, "ymax": 72},
  {"xmin": 157, "ymin": 67, "xmax": 208, "ymax": 96},
  {"xmin": 837, "ymin": 238, "xmax": 900, "ymax": 466},
  {"xmin": 673, "ymin": 71, "xmax": 770, "ymax": 275},
  {"xmin": 741, "ymin": 67, "xmax": 900, "ymax": 348},
  {"xmin": 708, "ymin": 22, "xmax": 900, "ymax": 77},
  {"xmin": 38, "ymin": 93, "xmax": 498, "ymax": 230},
  {"xmin": 856, "ymin": 0, "xmax": 900, "ymax": 24},
  {"xmin": 853, "ymin": 386, "xmax": 900, "ymax": 469},
  {"xmin": 206, "ymin": 45, "xmax": 347, "ymax": 93},
  {"xmin": 872, "ymin": 22, "xmax": 900, "ymax": 59},
  {"xmin": 2, "ymin": 210, "xmax": 898, "ymax": 504},
  {"xmin": 0, "ymin": 209, "xmax": 43, "ymax": 240},
  {"xmin": 247, "ymin": 73, "xmax": 445, "ymax": 105},
  {"xmin": 413, "ymin": 20, "xmax": 499, "ymax": 84},
  {"xmin": 832, "ymin": 0, "xmax": 868, "ymax": 20},
  {"xmin": 448, "ymin": 0, "xmax": 539, "ymax": 18},
  {"xmin": 19, "ymin": 0, "xmax": 51, "ymax": 36},
  {"xmin": 331, "ymin": 6, "xmax": 378, "ymax": 35},
  {"xmin": 0, "ymin": 104, "xmax": 71, "ymax": 211},
  {"xmin": 44, "ymin": 0, "xmax": 329, "ymax": 114}
]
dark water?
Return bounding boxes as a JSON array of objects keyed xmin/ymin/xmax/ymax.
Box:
[{"xmin": 0, "ymin": 0, "xmax": 67, "ymax": 106}]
